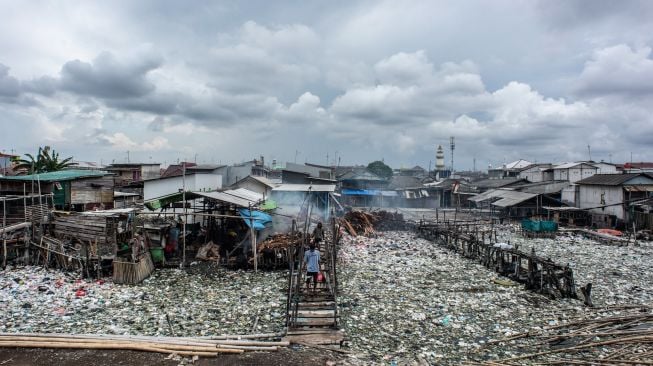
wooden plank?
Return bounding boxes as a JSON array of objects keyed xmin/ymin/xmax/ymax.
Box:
[
  {"xmin": 294, "ymin": 310, "xmax": 335, "ymax": 317},
  {"xmin": 283, "ymin": 333, "xmax": 344, "ymax": 346},
  {"xmin": 294, "ymin": 317, "xmax": 335, "ymax": 326}
]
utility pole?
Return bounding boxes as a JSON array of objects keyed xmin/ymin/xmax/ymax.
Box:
[{"xmin": 449, "ymin": 136, "xmax": 455, "ymax": 174}]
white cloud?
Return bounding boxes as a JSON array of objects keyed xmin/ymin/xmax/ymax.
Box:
[
  {"xmin": 575, "ymin": 44, "xmax": 653, "ymax": 96},
  {"xmin": 96, "ymin": 132, "xmax": 168, "ymax": 151}
]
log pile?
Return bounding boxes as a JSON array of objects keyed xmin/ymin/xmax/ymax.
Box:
[
  {"xmin": 473, "ymin": 306, "xmax": 653, "ymax": 365},
  {"xmin": 0, "ymin": 332, "xmax": 289, "ymax": 358},
  {"xmin": 339, "ymin": 210, "xmax": 405, "ymax": 237},
  {"xmin": 256, "ymin": 233, "xmax": 302, "ymax": 269}
]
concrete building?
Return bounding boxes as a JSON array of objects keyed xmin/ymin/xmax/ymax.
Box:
[
  {"xmin": 553, "ymin": 162, "xmax": 598, "ymax": 184},
  {"xmin": 519, "ymin": 164, "xmax": 553, "ymax": 183},
  {"xmin": 143, "ymin": 173, "xmax": 222, "ymax": 201},
  {"xmin": 488, "ymin": 159, "xmax": 533, "ymax": 179},
  {"xmin": 106, "ymin": 163, "xmax": 161, "ymax": 186}
]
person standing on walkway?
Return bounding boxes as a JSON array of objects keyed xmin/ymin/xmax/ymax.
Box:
[
  {"xmin": 303, "ymin": 243, "xmax": 320, "ymax": 293},
  {"xmin": 312, "ymin": 222, "xmax": 325, "ymax": 249}
]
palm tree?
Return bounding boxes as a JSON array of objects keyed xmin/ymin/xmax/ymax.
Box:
[{"xmin": 14, "ymin": 146, "xmax": 76, "ymax": 174}]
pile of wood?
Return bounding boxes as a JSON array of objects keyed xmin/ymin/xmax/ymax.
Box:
[
  {"xmin": 372, "ymin": 210, "xmax": 405, "ymax": 231},
  {"xmin": 258, "ymin": 233, "xmax": 302, "ymax": 250},
  {"xmin": 339, "ymin": 210, "xmax": 405, "ymax": 237},
  {"xmin": 473, "ymin": 306, "xmax": 653, "ymax": 365},
  {"xmin": 256, "ymin": 233, "xmax": 302, "ymax": 269},
  {"xmin": 0, "ymin": 332, "xmax": 289, "ymax": 358}
]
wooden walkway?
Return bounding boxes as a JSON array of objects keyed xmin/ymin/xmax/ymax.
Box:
[{"xmin": 284, "ymin": 219, "xmax": 344, "ymax": 347}]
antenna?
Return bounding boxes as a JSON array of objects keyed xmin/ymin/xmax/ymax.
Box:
[
  {"xmin": 449, "ymin": 136, "xmax": 455, "ymax": 174},
  {"xmin": 473, "ymin": 157, "xmax": 476, "ymax": 172},
  {"xmin": 587, "ymin": 145, "xmax": 592, "ymax": 162}
]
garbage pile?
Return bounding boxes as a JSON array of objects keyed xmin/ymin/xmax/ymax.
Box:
[
  {"xmin": 339, "ymin": 210, "xmax": 405, "ymax": 237},
  {"xmin": 498, "ymin": 227, "xmax": 653, "ymax": 306},
  {"xmin": 336, "ymin": 230, "xmax": 653, "ymax": 365},
  {"xmin": 0, "ymin": 265, "xmax": 287, "ymax": 337}
]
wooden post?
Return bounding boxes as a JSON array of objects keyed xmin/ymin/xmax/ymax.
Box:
[
  {"xmin": 182, "ymin": 164, "xmax": 186, "ymax": 268},
  {"xmin": 2, "ymin": 197, "xmax": 6, "ymax": 269},
  {"xmin": 249, "ymin": 204, "xmax": 257, "ymax": 273}
]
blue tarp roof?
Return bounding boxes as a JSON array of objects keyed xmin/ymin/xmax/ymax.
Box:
[
  {"xmin": 341, "ymin": 189, "xmax": 399, "ymax": 196},
  {"xmin": 341, "ymin": 188, "xmax": 379, "ymax": 196},
  {"xmin": 238, "ymin": 209, "xmax": 272, "ymax": 230}
]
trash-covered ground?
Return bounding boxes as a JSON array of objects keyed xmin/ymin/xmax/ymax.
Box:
[
  {"xmin": 0, "ymin": 263, "xmax": 287, "ymax": 336},
  {"xmin": 2, "ymin": 219, "xmax": 653, "ymax": 365},
  {"xmin": 337, "ymin": 229, "xmax": 653, "ymax": 365},
  {"xmin": 496, "ymin": 224, "xmax": 653, "ymax": 306}
]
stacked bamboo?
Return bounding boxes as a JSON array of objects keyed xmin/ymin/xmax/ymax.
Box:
[
  {"xmin": 339, "ymin": 210, "xmax": 404, "ymax": 237},
  {"xmin": 0, "ymin": 333, "xmax": 290, "ymax": 358},
  {"xmin": 113, "ymin": 254, "xmax": 155, "ymax": 284},
  {"xmin": 470, "ymin": 306, "xmax": 653, "ymax": 365},
  {"xmin": 340, "ymin": 211, "xmax": 376, "ymax": 237}
]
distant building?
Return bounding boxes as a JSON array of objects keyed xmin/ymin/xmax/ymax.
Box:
[
  {"xmin": 488, "ymin": 159, "xmax": 533, "ymax": 179},
  {"xmin": 0, "ymin": 152, "xmax": 19, "ymax": 176},
  {"xmin": 552, "ymin": 162, "xmax": 598, "ymax": 184},
  {"xmin": 107, "ymin": 163, "xmax": 161, "ymax": 186},
  {"xmin": 143, "ymin": 173, "xmax": 223, "ymax": 201},
  {"xmin": 620, "ymin": 162, "xmax": 653, "ymax": 173},
  {"xmin": 519, "ymin": 164, "xmax": 553, "ymax": 183},
  {"xmin": 393, "ymin": 165, "xmax": 426, "ymax": 177},
  {"xmin": 576, "ymin": 173, "xmax": 653, "ymax": 226}
]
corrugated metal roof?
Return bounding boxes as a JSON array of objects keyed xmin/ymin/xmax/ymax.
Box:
[
  {"xmin": 193, "ymin": 191, "xmax": 254, "ymax": 207},
  {"xmin": 468, "ymin": 189, "xmax": 513, "ymax": 202},
  {"xmin": 576, "ymin": 173, "xmax": 653, "ymax": 186},
  {"xmin": 0, "ymin": 170, "xmax": 111, "ymax": 182},
  {"xmin": 272, "ymin": 184, "xmax": 336, "ymax": 192},
  {"xmin": 492, "ymin": 191, "xmax": 537, "ymax": 207},
  {"xmin": 225, "ymin": 188, "xmax": 264, "ymax": 202},
  {"xmin": 472, "ymin": 178, "xmax": 524, "ymax": 189},
  {"xmin": 553, "ymin": 162, "xmax": 597, "ymax": 170}
]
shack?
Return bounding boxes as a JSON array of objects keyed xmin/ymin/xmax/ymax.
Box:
[{"xmin": 0, "ymin": 170, "xmax": 114, "ymax": 211}]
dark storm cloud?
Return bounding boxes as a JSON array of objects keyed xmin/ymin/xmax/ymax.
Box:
[
  {"xmin": 22, "ymin": 76, "xmax": 58, "ymax": 96},
  {"xmin": 536, "ymin": 0, "xmax": 653, "ymax": 29},
  {"xmin": 60, "ymin": 51, "xmax": 162, "ymax": 99}
]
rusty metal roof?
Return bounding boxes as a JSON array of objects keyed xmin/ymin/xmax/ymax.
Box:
[{"xmin": 576, "ymin": 173, "xmax": 653, "ymax": 186}]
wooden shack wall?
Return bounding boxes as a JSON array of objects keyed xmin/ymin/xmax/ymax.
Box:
[{"xmin": 70, "ymin": 176, "xmax": 114, "ymax": 207}]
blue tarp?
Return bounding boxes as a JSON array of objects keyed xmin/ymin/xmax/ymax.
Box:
[
  {"xmin": 238, "ymin": 209, "xmax": 273, "ymax": 230},
  {"xmin": 341, "ymin": 189, "xmax": 380, "ymax": 196}
]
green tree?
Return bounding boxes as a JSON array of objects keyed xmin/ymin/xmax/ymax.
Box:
[
  {"xmin": 14, "ymin": 146, "xmax": 75, "ymax": 174},
  {"xmin": 366, "ymin": 160, "xmax": 393, "ymax": 179}
]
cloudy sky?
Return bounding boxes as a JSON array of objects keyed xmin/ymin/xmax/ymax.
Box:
[{"xmin": 1, "ymin": 0, "xmax": 652, "ymax": 170}]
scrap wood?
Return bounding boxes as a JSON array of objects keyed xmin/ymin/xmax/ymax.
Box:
[
  {"xmin": 293, "ymin": 340, "xmax": 352, "ymax": 354},
  {"xmin": 497, "ymin": 335, "xmax": 653, "ymax": 362}
]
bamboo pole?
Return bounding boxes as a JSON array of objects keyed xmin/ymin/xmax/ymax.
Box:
[
  {"xmin": 0, "ymin": 332, "xmax": 286, "ymax": 343},
  {"xmin": 0, "ymin": 340, "xmax": 233, "ymax": 356}
]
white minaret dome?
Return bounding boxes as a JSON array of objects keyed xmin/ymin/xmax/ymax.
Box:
[{"xmin": 436, "ymin": 145, "xmax": 445, "ymax": 170}]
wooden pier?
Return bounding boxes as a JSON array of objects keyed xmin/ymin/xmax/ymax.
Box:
[{"xmin": 417, "ymin": 220, "xmax": 580, "ymax": 300}]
